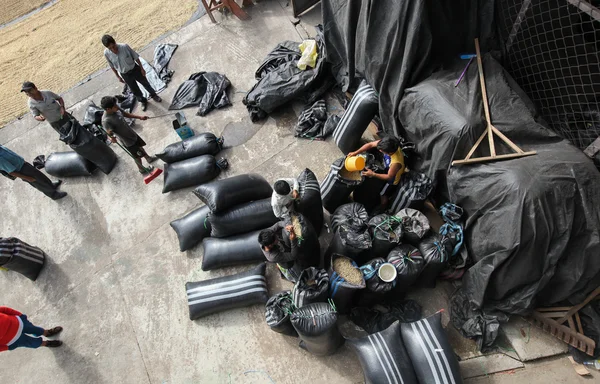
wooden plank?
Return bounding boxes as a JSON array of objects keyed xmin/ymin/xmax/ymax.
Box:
[
  {"xmin": 452, "ymin": 151, "xmax": 537, "ymax": 166},
  {"xmin": 575, "ymin": 313, "xmax": 584, "ymax": 334},
  {"xmin": 465, "ymin": 130, "xmax": 488, "ymax": 160},
  {"xmin": 537, "ymin": 307, "xmax": 573, "ymax": 312},
  {"xmin": 491, "ymin": 125, "xmax": 525, "ymax": 154},
  {"xmin": 539, "ymin": 312, "xmax": 569, "ymax": 318},
  {"xmin": 557, "ymin": 286, "xmax": 600, "ymax": 325}
]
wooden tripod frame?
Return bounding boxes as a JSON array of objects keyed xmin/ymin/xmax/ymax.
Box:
[{"xmin": 452, "ymin": 39, "xmax": 536, "ymax": 166}]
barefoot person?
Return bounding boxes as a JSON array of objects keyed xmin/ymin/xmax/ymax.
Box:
[
  {"xmin": 0, "ymin": 307, "xmax": 63, "ymax": 351},
  {"xmin": 100, "ymin": 96, "xmax": 157, "ymax": 175},
  {"xmin": 0, "ymin": 144, "xmax": 66, "ymax": 200},
  {"xmin": 102, "ymin": 34, "xmax": 161, "ymax": 111}
]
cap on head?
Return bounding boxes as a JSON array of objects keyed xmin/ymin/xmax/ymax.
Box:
[{"xmin": 20, "ymin": 81, "xmax": 36, "ymax": 92}]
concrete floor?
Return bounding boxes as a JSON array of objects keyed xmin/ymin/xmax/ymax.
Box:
[{"xmin": 1, "ymin": 1, "xmax": 597, "ymax": 383}]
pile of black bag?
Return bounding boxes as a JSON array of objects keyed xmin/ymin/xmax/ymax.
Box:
[{"xmin": 158, "ymin": 133, "xmax": 228, "ymax": 193}]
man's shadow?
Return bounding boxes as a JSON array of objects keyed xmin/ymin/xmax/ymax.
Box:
[{"xmin": 51, "ymin": 344, "xmax": 104, "ymax": 384}]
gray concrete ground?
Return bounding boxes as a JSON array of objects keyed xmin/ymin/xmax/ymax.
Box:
[{"xmin": 1, "ymin": 1, "xmax": 597, "ymax": 383}]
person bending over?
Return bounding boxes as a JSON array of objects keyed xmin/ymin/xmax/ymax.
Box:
[
  {"xmin": 100, "ymin": 96, "xmax": 157, "ymax": 175},
  {"xmin": 348, "ymin": 136, "xmax": 406, "ymax": 209},
  {"xmin": 271, "ymin": 178, "xmax": 299, "ymax": 220},
  {"xmin": 258, "ymin": 222, "xmax": 304, "ymax": 283}
]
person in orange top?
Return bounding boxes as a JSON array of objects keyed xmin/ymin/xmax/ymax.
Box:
[
  {"xmin": 0, "ymin": 307, "xmax": 63, "ymax": 351},
  {"xmin": 348, "ymin": 136, "xmax": 406, "ymax": 210}
]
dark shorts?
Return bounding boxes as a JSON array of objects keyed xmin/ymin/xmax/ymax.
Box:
[
  {"xmin": 380, "ymin": 182, "xmax": 399, "ymax": 197},
  {"xmin": 125, "ymin": 136, "xmax": 147, "ymax": 158}
]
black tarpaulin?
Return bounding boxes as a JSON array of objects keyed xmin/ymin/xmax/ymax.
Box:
[
  {"xmin": 322, "ymin": 0, "xmax": 495, "ymax": 137},
  {"xmin": 243, "ymin": 26, "xmax": 334, "ymax": 122},
  {"xmin": 399, "ymin": 55, "xmax": 600, "ymax": 350},
  {"xmin": 168, "ymin": 72, "xmax": 231, "ymax": 116}
]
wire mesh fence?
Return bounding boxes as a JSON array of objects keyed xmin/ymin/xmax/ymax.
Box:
[{"xmin": 496, "ymin": 0, "xmax": 600, "ymax": 150}]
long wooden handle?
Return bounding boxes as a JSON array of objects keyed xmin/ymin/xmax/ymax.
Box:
[{"xmin": 475, "ymin": 38, "xmax": 495, "ymax": 157}]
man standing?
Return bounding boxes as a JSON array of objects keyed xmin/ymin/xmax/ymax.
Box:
[
  {"xmin": 21, "ymin": 82, "xmax": 70, "ymax": 132},
  {"xmin": 0, "ymin": 307, "xmax": 63, "ymax": 352},
  {"xmin": 102, "ymin": 34, "xmax": 161, "ymax": 111},
  {"xmin": 0, "ymin": 144, "xmax": 66, "ymax": 200}
]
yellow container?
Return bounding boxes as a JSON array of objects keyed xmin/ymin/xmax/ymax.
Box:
[{"xmin": 345, "ymin": 156, "xmax": 366, "ymax": 172}]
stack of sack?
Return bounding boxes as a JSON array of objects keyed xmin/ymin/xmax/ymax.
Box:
[{"xmin": 158, "ymin": 133, "xmax": 228, "ymax": 193}]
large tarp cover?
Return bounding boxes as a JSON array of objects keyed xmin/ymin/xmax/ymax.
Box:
[
  {"xmin": 322, "ymin": 0, "xmax": 495, "ymax": 137},
  {"xmin": 399, "ymin": 55, "xmax": 600, "ymax": 349}
]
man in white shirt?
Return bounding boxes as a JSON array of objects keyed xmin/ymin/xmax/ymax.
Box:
[{"xmin": 271, "ymin": 178, "xmax": 299, "ymax": 219}]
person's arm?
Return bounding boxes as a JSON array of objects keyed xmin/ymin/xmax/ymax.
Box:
[
  {"xmin": 122, "ymin": 110, "xmax": 148, "ymax": 121},
  {"xmin": 29, "ymin": 104, "xmax": 45, "ymax": 122},
  {"xmin": 347, "ymin": 140, "xmax": 380, "ymax": 157},
  {"xmin": 362, "ymin": 163, "xmax": 402, "ymax": 182},
  {"xmin": 8, "ymin": 171, "xmax": 35, "ymax": 182},
  {"xmin": 54, "ymin": 95, "xmax": 66, "ymax": 117},
  {"xmin": 0, "ymin": 307, "xmax": 22, "ymax": 316},
  {"xmin": 291, "ymin": 178, "xmax": 299, "ymax": 199}
]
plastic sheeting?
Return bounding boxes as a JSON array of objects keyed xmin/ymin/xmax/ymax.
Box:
[
  {"xmin": 399, "ymin": 55, "xmax": 600, "ymax": 350},
  {"xmin": 349, "ymin": 299, "xmax": 422, "ymax": 334},
  {"xmin": 243, "ymin": 26, "xmax": 334, "ymax": 122},
  {"xmin": 322, "ymin": 0, "xmax": 495, "ymax": 137},
  {"xmin": 295, "ymin": 100, "xmax": 333, "ymax": 140},
  {"xmin": 169, "ymin": 72, "xmax": 231, "ymax": 116},
  {"xmin": 154, "ymin": 43, "xmax": 178, "ymax": 82}
]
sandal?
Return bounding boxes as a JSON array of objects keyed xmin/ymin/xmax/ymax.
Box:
[{"xmin": 45, "ymin": 326, "xmax": 63, "ymax": 337}]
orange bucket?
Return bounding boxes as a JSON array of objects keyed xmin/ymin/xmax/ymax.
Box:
[{"xmin": 345, "ymin": 155, "xmax": 366, "ymax": 172}]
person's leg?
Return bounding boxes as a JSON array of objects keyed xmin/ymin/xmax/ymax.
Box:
[
  {"xmin": 7, "ymin": 333, "xmax": 44, "ymax": 350},
  {"xmin": 121, "ymin": 69, "xmax": 145, "ymax": 103},
  {"xmin": 20, "ymin": 314, "xmax": 45, "ymax": 337},
  {"xmin": 138, "ymin": 147, "xmax": 157, "ymax": 164},
  {"xmin": 132, "ymin": 65, "xmax": 158, "ymax": 98},
  {"xmin": 18, "ymin": 163, "xmax": 64, "ymax": 199}
]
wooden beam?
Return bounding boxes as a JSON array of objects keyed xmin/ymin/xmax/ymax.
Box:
[{"xmin": 452, "ymin": 151, "xmax": 536, "ymax": 166}]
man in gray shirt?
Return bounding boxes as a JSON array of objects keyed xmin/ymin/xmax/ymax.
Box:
[
  {"xmin": 22, "ymin": 82, "xmax": 70, "ymax": 131},
  {"xmin": 102, "ymin": 34, "xmax": 161, "ymax": 111}
]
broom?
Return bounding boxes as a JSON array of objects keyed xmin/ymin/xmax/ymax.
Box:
[{"xmin": 98, "ymin": 125, "xmax": 163, "ymax": 184}]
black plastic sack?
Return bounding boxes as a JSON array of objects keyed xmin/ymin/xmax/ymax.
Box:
[
  {"xmin": 162, "ymin": 155, "xmax": 227, "ymax": 193},
  {"xmin": 0, "ymin": 238, "xmax": 46, "ymax": 281},
  {"xmin": 332, "ymin": 80, "xmax": 379, "ymax": 154},
  {"xmin": 294, "ymin": 168, "xmax": 324, "ymax": 234},
  {"xmin": 186, "ymin": 263, "xmax": 268, "ymax": 320},
  {"xmin": 192, "ymin": 173, "xmax": 272, "ymax": 213},
  {"xmin": 349, "ymin": 299, "xmax": 422, "ymax": 334},
  {"xmin": 292, "ymin": 267, "xmax": 329, "ymax": 308},
  {"xmin": 243, "ymin": 27, "xmax": 334, "ymax": 122},
  {"xmin": 418, "ymin": 233, "xmax": 453, "ymax": 288},
  {"xmin": 201, "ymin": 230, "xmax": 266, "ymax": 271},
  {"xmin": 156, "ymin": 133, "xmax": 224, "ymax": 163},
  {"xmin": 287, "ymin": 213, "xmax": 321, "ymax": 271},
  {"xmin": 291, "ymin": 302, "xmax": 344, "ymax": 356},
  {"xmin": 60, "ymin": 117, "xmax": 117, "ymax": 174},
  {"xmin": 348, "ymin": 321, "xmax": 418, "ymax": 384},
  {"xmin": 320, "ymin": 158, "xmax": 364, "ymax": 214},
  {"xmin": 326, "ymin": 203, "xmax": 372, "ymax": 264},
  {"xmin": 388, "ymin": 171, "xmax": 433, "ymax": 213},
  {"xmin": 295, "ymin": 100, "xmax": 333, "ymax": 140},
  {"xmin": 265, "ymin": 291, "xmax": 297, "ymax": 336},
  {"xmin": 368, "ymin": 214, "xmax": 403, "ymax": 259},
  {"xmin": 209, "ymin": 198, "xmax": 278, "ymax": 238},
  {"xmin": 401, "ymin": 312, "xmax": 464, "ymax": 384},
  {"xmin": 388, "ymin": 245, "xmax": 425, "ymax": 292},
  {"xmin": 396, "ymin": 208, "xmax": 430, "ymax": 245},
  {"xmin": 82, "ymin": 102, "xmax": 105, "ymax": 126},
  {"xmin": 360, "ymin": 258, "xmax": 395, "ymax": 293},
  {"xmin": 169, "ymin": 72, "xmax": 231, "ymax": 116},
  {"xmin": 329, "ymin": 254, "xmax": 366, "ymax": 314},
  {"xmin": 170, "ymin": 206, "xmax": 212, "ymax": 252},
  {"xmin": 44, "ymin": 151, "xmax": 96, "ymax": 177},
  {"xmin": 352, "ymin": 177, "xmax": 386, "ymax": 215}
]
